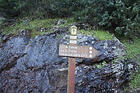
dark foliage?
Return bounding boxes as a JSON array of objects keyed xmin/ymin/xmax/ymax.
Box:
[
  {"xmin": 0, "ymin": 0, "xmax": 140, "ymax": 37},
  {"xmin": 0, "ymin": 0, "xmax": 26, "ymax": 17},
  {"xmin": 74, "ymin": 0, "xmax": 140, "ymax": 37}
]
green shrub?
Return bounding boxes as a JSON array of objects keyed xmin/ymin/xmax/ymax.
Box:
[
  {"xmin": 0, "ymin": 0, "xmax": 26, "ymax": 17},
  {"xmin": 74, "ymin": 0, "xmax": 140, "ymax": 37},
  {"xmin": 99, "ymin": 0, "xmax": 140, "ymax": 37}
]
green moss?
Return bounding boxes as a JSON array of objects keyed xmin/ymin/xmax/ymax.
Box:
[
  {"xmin": 2, "ymin": 18, "xmax": 76, "ymax": 37},
  {"xmin": 31, "ymin": 31, "xmax": 47, "ymax": 38},
  {"xmin": 121, "ymin": 38, "xmax": 140, "ymax": 59},
  {"xmin": 59, "ymin": 18, "xmax": 76, "ymax": 27},
  {"xmin": 29, "ymin": 19, "xmax": 58, "ymax": 31},
  {"xmin": 130, "ymin": 71, "xmax": 140, "ymax": 89},
  {"xmin": 96, "ymin": 61, "xmax": 107, "ymax": 69},
  {"xmin": 79, "ymin": 29, "xmax": 114, "ymax": 40},
  {"xmin": 121, "ymin": 38, "xmax": 140, "ymax": 90},
  {"xmin": 0, "ymin": 38, "xmax": 2, "ymax": 43},
  {"xmin": 2, "ymin": 18, "xmax": 58, "ymax": 36},
  {"xmin": 56, "ymin": 34, "xmax": 63, "ymax": 39}
]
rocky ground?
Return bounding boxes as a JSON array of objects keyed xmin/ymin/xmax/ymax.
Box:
[{"xmin": 0, "ymin": 26, "xmax": 139, "ymax": 93}]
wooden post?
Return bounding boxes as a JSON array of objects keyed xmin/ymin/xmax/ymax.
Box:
[
  {"xmin": 67, "ymin": 26, "xmax": 77, "ymax": 93},
  {"xmin": 67, "ymin": 57, "xmax": 76, "ymax": 93}
]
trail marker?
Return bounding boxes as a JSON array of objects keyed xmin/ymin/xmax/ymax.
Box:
[{"xmin": 58, "ymin": 26, "xmax": 98, "ymax": 93}]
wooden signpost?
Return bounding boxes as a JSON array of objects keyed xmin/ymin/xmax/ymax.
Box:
[{"xmin": 58, "ymin": 26, "xmax": 98, "ymax": 93}]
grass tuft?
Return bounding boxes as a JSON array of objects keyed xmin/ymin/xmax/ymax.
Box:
[
  {"xmin": 2, "ymin": 18, "xmax": 57, "ymax": 36},
  {"xmin": 79, "ymin": 29, "xmax": 114, "ymax": 40},
  {"xmin": 2, "ymin": 18, "xmax": 75, "ymax": 37},
  {"xmin": 121, "ymin": 38, "xmax": 140, "ymax": 59},
  {"xmin": 121, "ymin": 38, "xmax": 140, "ymax": 90}
]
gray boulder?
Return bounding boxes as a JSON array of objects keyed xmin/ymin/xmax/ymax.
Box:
[{"xmin": 0, "ymin": 28, "xmax": 139, "ymax": 93}]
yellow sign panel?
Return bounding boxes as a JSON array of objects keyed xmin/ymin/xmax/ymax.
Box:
[{"xmin": 70, "ymin": 26, "xmax": 77, "ymax": 35}]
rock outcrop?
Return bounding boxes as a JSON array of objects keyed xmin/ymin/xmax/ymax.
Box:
[{"xmin": 0, "ymin": 28, "xmax": 139, "ymax": 93}]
